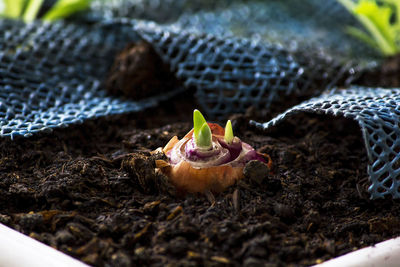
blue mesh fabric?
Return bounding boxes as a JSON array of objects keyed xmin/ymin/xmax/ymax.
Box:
[
  {"xmin": 0, "ymin": 19, "xmax": 182, "ymax": 138},
  {"xmin": 133, "ymin": 20, "xmax": 365, "ymax": 117},
  {"xmin": 251, "ymin": 87, "xmax": 400, "ymax": 199}
]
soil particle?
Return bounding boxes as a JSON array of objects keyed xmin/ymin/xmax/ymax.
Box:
[
  {"xmin": 111, "ymin": 251, "xmax": 132, "ymax": 267},
  {"xmin": 243, "ymin": 257, "xmax": 274, "ymax": 267},
  {"xmin": 273, "ymin": 203, "xmax": 295, "ymax": 222},
  {"xmin": 0, "ymin": 214, "xmax": 11, "ymax": 225},
  {"xmin": 15, "ymin": 212, "xmax": 44, "ymax": 232},
  {"xmin": 122, "ymin": 152, "xmax": 176, "ymax": 195},
  {"xmin": 67, "ymin": 222, "xmax": 94, "ymax": 244},
  {"xmin": 302, "ymin": 209, "xmax": 321, "ymax": 232},
  {"xmin": 243, "ymin": 160, "xmax": 270, "ymax": 185},
  {"xmin": 55, "ymin": 229, "xmax": 75, "ymax": 244}
]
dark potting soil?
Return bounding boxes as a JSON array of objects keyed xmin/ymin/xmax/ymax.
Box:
[{"xmin": 1, "ymin": 90, "xmax": 400, "ymax": 267}]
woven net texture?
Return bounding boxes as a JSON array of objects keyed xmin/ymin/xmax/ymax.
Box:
[
  {"xmin": 1, "ymin": 0, "xmax": 398, "ymax": 198},
  {"xmin": 252, "ymin": 87, "xmax": 400, "ymax": 199},
  {"xmin": 0, "ymin": 19, "xmax": 182, "ymax": 138}
]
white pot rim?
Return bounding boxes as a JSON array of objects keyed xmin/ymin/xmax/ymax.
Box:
[
  {"xmin": 0, "ymin": 223, "xmax": 88, "ymax": 267},
  {"xmin": 315, "ymin": 235, "xmax": 400, "ymax": 267}
]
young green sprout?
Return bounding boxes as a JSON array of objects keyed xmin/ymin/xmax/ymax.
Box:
[
  {"xmin": 224, "ymin": 120, "xmax": 234, "ymax": 144},
  {"xmin": 193, "ymin": 110, "xmax": 212, "ymax": 149},
  {"xmin": 193, "ymin": 109, "xmax": 207, "ymax": 142},
  {"xmin": 197, "ymin": 122, "xmax": 212, "ymax": 149}
]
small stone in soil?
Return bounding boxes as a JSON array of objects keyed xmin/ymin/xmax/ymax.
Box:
[
  {"xmin": 16, "ymin": 213, "xmax": 44, "ymax": 231},
  {"xmin": 243, "ymin": 160, "xmax": 270, "ymax": 185},
  {"xmin": 66, "ymin": 222, "xmax": 93, "ymax": 242},
  {"xmin": 123, "ymin": 153, "xmax": 175, "ymax": 195},
  {"xmin": 244, "ymin": 257, "xmax": 269, "ymax": 267},
  {"xmin": 273, "ymin": 203, "xmax": 295, "ymax": 222},
  {"xmin": 111, "ymin": 252, "xmax": 131, "ymax": 267},
  {"xmin": 82, "ymin": 253, "xmax": 99, "ymax": 266},
  {"xmin": 0, "ymin": 214, "xmax": 11, "ymax": 225},
  {"xmin": 303, "ymin": 210, "xmax": 321, "ymax": 232},
  {"xmin": 55, "ymin": 229, "xmax": 75, "ymax": 245},
  {"xmin": 167, "ymin": 236, "xmax": 188, "ymax": 256}
]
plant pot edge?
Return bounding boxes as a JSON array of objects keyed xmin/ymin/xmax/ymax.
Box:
[
  {"xmin": 315, "ymin": 235, "xmax": 400, "ymax": 267},
  {"xmin": 0, "ymin": 223, "xmax": 88, "ymax": 267}
]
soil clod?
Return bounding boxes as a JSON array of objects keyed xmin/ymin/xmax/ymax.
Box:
[
  {"xmin": 106, "ymin": 41, "xmax": 179, "ymax": 100},
  {"xmin": 243, "ymin": 160, "xmax": 270, "ymax": 185}
]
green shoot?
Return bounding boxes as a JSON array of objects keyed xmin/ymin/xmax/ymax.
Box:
[
  {"xmin": 338, "ymin": 0, "xmax": 400, "ymax": 56},
  {"xmin": 224, "ymin": 120, "xmax": 234, "ymax": 144},
  {"xmin": 2, "ymin": 0, "xmax": 27, "ymax": 18},
  {"xmin": 197, "ymin": 123, "xmax": 212, "ymax": 149},
  {"xmin": 23, "ymin": 0, "xmax": 44, "ymax": 22},
  {"xmin": 0, "ymin": 0, "xmax": 91, "ymax": 22},
  {"xmin": 193, "ymin": 109, "xmax": 207, "ymax": 142},
  {"xmin": 43, "ymin": 0, "xmax": 90, "ymax": 21}
]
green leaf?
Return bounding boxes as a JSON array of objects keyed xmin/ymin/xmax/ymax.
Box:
[
  {"xmin": 224, "ymin": 120, "xmax": 234, "ymax": 144},
  {"xmin": 338, "ymin": 0, "xmax": 400, "ymax": 56},
  {"xmin": 1, "ymin": 0, "xmax": 91, "ymax": 21},
  {"xmin": 43, "ymin": 0, "xmax": 90, "ymax": 21},
  {"xmin": 346, "ymin": 26, "xmax": 379, "ymax": 49},
  {"xmin": 381, "ymin": 0, "xmax": 400, "ymax": 26},
  {"xmin": 193, "ymin": 109, "xmax": 207, "ymax": 142},
  {"xmin": 23, "ymin": 0, "xmax": 44, "ymax": 22},
  {"xmin": 355, "ymin": 0, "xmax": 396, "ymax": 55},
  {"xmin": 197, "ymin": 123, "xmax": 212, "ymax": 149},
  {"xmin": 337, "ymin": 0, "xmax": 356, "ymax": 11},
  {"xmin": 2, "ymin": 0, "xmax": 27, "ymax": 18}
]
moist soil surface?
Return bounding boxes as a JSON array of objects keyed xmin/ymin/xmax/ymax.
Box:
[{"xmin": 1, "ymin": 91, "xmax": 400, "ymax": 267}]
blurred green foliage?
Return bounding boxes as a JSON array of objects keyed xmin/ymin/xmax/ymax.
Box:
[
  {"xmin": 338, "ymin": 0, "xmax": 400, "ymax": 56},
  {"xmin": 1, "ymin": 0, "xmax": 91, "ymax": 22}
]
